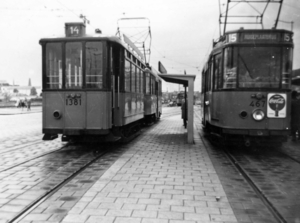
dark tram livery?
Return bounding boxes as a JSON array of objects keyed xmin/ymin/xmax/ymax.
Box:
[
  {"xmin": 201, "ymin": 28, "xmax": 293, "ymax": 146},
  {"xmin": 40, "ymin": 23, "xmax": 162, "ymax": 142}
]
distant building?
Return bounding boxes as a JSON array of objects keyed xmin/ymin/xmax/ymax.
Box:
[
  {"xmin": 0, "ymin": 83, "xmax": 41, "ymax": 96},
  {"xmin": 0, "ymin": 80, "xmax": 9, "ymax": 87}
]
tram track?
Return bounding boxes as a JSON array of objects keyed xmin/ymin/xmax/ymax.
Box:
[
  {"xmin": 9, "ymin": 148, "xmax": 111, "ymax": 223},
  {"xmin": 0, "ymin": 138, "xmax": 45, "ymax": 155},
  {"xmin": 194, "ymin": 109, "xmax": 300, "ymax": 223},
  {"xmin": 222, "ymin": 148, "xmax": 287, "ymax": 223},
  {"xmin": 0, "ymin": 144, "xmax": 68, "ymax": 173}
]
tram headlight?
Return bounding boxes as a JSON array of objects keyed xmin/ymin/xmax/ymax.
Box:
[
  {"xmin": 252, "ymin": 109, "xmax": 265, "ymax": 121},
  {"xmin": 53, "ymin": 110, "xmax": 62, "ymax": 119}
]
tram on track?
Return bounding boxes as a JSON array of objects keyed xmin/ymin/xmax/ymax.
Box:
[
  {"xmin": 40, "ymin": 23, "xmax": 162, "ymax": 142},
  {"xmin": 201, "ymin": 28, "xmax": 294, "ymax": 146}
]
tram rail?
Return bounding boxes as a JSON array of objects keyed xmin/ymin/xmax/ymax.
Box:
[
  {"xmin": 0, "ymin": 144, "xmax": 68, "ymax": 173},
  {"xmin": 223, "ymin": 148, "xmax": 287, "ymax": 223},
  {"xmin": 9, "ymin": 148, "xmax": 110, "ymax": 223}
]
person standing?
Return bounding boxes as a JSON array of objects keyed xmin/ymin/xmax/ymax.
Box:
[
  {"xmin": 27, "ymin": 98, "xmax": 31, "ymax": 111},
  {"xmin": 291, "ymin": 91, "xmax": 300, "ymax": 141},
  {"xmin": 181, "ymin": 99, "xmax": 188, "ymax": 128}
]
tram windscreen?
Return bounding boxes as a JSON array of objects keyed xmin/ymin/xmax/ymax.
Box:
[
  {"xmin": 45, "ymin": 43, "xmax": 62, "ymax": 89},
  {"xmin": 65, "ymin": 42, "xmax": 83, "ymax": 89},
  {"xmin": 238, "ymin": 47, "xmax": 281, "ymax": 88},
  {"xmin": 223, "ymin": 46, "xmax": 293, "ymax": 89}
]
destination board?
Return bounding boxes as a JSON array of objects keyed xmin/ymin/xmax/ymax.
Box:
[{"xmin": 241, "ymin": 33, "xmax": 279, "ymax": 42}]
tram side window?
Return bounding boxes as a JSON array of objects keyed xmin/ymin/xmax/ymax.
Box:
[
  {"xmin": 140, "ymin": 70, "xmax": 143, "ymax": 93},
  {"xmin": 86, "ymin": 42, "xmax": 103, "ymax": 89},
  {"xmin": 213, "ymin": 53, "xmax": 222, "ymax": 90},
  {"xmin": 282, "ymin": 47, "xmax": 293, "ymax": 89},
  {"xmin": 131, "ymin": 64, "xmax": 136, "ymax": 92},
  {"xmin": 146, "ymin": 73, "xmax": 150, "ymax": 94},
  {"xmin": 207, "ymin": 61, "xmax": 214, "ymax": 91},
  {"xmin": 152, "ymin": 76, "xmax": 155, "ymax": 95},
  {"xmin": 136, "ymin": 67, "xmax": 140, "ymax": 93},
  {"xmin": 65, "ymin": 42, "xmax": 82, "ymax": 89},
  {"xmin": 223, "ymin": 47, "xmax": 237, "ymax": 89},
  {"xmin": 125, "ymin": 60, "xmax": 131, "ymax": 92},
  {"xmin": 201, "ymin": 71, "xmax": 205, "ymax": 92},
  {"xmin": 204, "ymin": 68, "xmax": 210, "ymax": 92},
  {"xmin": 45, "ymin": 43, "xmax": 62, "ymax": 89}
]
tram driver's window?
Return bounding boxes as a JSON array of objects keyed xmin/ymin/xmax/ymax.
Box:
[
  {"xmin": 65, "ymin": 42, "xmax": 82, "ymax": 89},
  {"xmin": 213, "ymin": 54, "xmax": 222, "ymax": 90},
  {"xmin": 86, "ymin": 42, "xmax": 103, "ymax": 89},
  {"xmin": 46, "ymin": 43, "xmax": 62, "ymax": 89},
  {"xmin": 223, "ymin": 47, "xmax": 237, "ymax": 89}
]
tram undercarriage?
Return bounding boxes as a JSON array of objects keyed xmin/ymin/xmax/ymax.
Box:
[{"xmin": 203, "ymin": 122, "xmax": 288, "ymax": 147}]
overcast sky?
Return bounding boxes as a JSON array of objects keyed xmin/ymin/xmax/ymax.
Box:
[{"xmin": 0, "ymin": 0, "xmax": 299, "ymax": 91}]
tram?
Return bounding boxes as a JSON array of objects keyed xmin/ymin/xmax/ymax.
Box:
[
  {"xmin": 40, "ymin": 23, "xmax": 162, "ymax": 142},
  {"xmin": 201, "ymin": 28, "xmax": 294, "ymax": 146}
]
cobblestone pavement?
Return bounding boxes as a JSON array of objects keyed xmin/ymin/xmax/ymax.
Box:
[
  {"xmin": 1, "ymin": 106, "xmax": 299, "ymax": 223},
  {"xmin": 17, "ymin": 110, "xmax": 238, "ymax": 223}
]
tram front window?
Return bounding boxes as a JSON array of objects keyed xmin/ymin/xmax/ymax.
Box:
[
  {"xmin": 238, "ymin": 47, "xmax": 281, "ymax": 88},
  {"xmin": 45, "ymin": 43, "xmax": 62, "ymax": 89},
  {"xmin": 86, "ymin": 42, "xmax": 103, "ymax": 89},
  {"xmin": 65, "ymin": 42, "xmax": 82, "ymax": 89}
]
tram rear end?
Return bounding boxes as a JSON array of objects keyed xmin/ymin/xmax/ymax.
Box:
[{"xmin": 202, "ymin": 29, "xmax": 294, "ymax": 146}]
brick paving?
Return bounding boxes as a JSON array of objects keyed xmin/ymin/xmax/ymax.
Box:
[{"xmin": 24, "ymin": 113, "xmax": 237, "ymax": 223}]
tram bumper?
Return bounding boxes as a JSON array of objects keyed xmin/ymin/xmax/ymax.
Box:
[{"xmin": 222, "ymin": 128, "xmax": 290, "ymax": 136}]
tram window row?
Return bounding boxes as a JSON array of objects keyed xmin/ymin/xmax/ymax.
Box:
[{"xmin": 44, "ymin": 41, "xmax": 160, "ymax": 96}]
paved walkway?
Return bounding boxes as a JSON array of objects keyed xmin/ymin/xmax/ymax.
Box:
[
  {"xmin": 0, "ymin": 106, "xmax": 42, "ymax": 115},
  {"xmin": 22, "ymin": 114, "xmax": 237, "ymax": 223}
]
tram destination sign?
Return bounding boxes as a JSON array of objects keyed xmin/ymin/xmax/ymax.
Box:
[{"xmin": 242, "ymin": 33, "xmax": 279, "ymax": 42}]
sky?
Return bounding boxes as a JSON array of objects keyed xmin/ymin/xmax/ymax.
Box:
[{"xmin": 0, "ymin": 0, "xmax": 299, "ymax": 92}]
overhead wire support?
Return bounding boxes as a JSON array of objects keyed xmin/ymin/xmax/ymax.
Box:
[
  {"xmin": 219, "ymin": 0, "xmax": 284, "ymax": 35},
  {"xmin": 116, "ymin": 17, "xmax": 152, "ymax": 64}
]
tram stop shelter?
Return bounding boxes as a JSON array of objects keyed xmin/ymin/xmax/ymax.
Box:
[{"xmin": 159, "ymin": 74, "xmax": 196, "ymax": 144}]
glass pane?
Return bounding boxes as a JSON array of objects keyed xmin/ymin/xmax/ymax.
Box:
[
  {"xmin": 282, "ymin": 47, "xmax": 293, "ymax": 89},
  {"xmin": 86, "ymin": 42, "xmax": 103, "ymax": 89},
  {"xmin": 46, "ymin": 43, "xmax": 62, "ymax": 89},
  {"xmin": 65, "ymin": 42, "xmax": 82, "ymax": 89},
  {"xmin": 238, "ymin": 47, "xmax": 280, "ymax": 88},
  {"xmin": 141, "ymin": 70, "xmax": 144, "ymax": 93},
  {"xmin": 125, "ymin": 60, "xmax": 131, "ymax": 92},
  {"xmin": 223, "ymin": 47, "xmax": 237, "ymax": 89},
  {"xmin": 146, "ymin": 73, "xmax": 150, "ymax": 94},
  {"xmin": 131, "ymin": 64, "xmax": 136, "ymax": 92},
  {"xmin": 213, "ymin": 54, "xmax": 222, "ymax": 90},
  {"xmin": 136, "ymin": 67, "xmax": 140, "ymax": 93}
]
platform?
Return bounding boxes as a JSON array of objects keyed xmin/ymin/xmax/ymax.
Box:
[{"xmin": 21, "ymin": 112, "xmax": 237, "ymax": 223}]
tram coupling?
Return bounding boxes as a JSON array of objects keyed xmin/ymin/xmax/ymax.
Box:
[{"xmin": 43, "ymin": 134, "xmax": 58, "ymax": 140}]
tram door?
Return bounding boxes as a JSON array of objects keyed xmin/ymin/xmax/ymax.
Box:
[
  {"xmin": 202, "ymin": 62, "xmax": 212, "ymax": 126},
  {"xmin": 111, "ymin": 46, "xmax": 121, "ymax": 126}
]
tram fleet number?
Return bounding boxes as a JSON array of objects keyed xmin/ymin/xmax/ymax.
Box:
[
  {"xmin": 249, "ymin": 100, "xmax": 265, "ymax": 107},
  {"xmin": 66, "ymin": 98, "xmax": 81, "ymax": 106}
]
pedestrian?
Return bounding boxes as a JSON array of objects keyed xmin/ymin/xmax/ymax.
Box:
[
  {"xmin": 19, "ymin": 99, "xmax": 24, "ymax": 110},
  {"xmin": 15, "ymin": 99, "xmax": 20, "ymax": 108},
  {"xmin": 291, "ymin": 91, "xmax": 300, "ymax": 141},
  {"xmin": 181, "ymin": 99, "xmax": 188, "ymax": 128},
  {"xmin": 27, "ymin": 98, "xmax": 31, "ymax": 111}
]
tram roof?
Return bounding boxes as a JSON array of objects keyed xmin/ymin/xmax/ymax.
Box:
[
  {"xmin": 39, "ymin": 35, "xmax": 124, "ymax": 45},
  {"xmin": 224, "ymin": 28, "xmax": 293, "ymax": 35}
]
